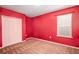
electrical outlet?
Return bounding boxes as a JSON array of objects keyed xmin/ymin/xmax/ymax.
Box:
[{"xmin": 49, "ymin": 36, "xmax": 52, "ymax": 39}]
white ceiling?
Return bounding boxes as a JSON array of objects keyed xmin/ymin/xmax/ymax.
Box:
[{"xmin": 0, "ymin": 5, "xmax": 75, "ymax": 17}]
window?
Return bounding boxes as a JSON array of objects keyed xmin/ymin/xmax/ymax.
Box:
[{"xmin": 57, "ymin": 14, "xmax": 72, "ymax": 38}]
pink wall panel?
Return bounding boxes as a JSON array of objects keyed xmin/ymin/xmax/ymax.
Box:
[{"xmin": 32, "ymin": 6, "xmax": 79, "ymax": 47}]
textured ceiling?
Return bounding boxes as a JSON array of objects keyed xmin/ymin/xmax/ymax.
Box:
[{"xmin": 0, "ymin": 5, "xmax": 75, "ymax": 17}]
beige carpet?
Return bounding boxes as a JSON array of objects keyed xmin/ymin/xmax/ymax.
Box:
[{"xmin": 0, "ymin": 37, "xmax": 79, "ymax": 54}]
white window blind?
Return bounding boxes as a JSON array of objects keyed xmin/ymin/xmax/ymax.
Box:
[{"xmin": 57, "ymin": 14, "xmax": 72, "ymax": 38}]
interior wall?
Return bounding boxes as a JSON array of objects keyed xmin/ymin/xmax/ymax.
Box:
[
  {"xmin": 26, "ymin": 18, "xmax": 32, "ymax": 37},
  {"xmin": 32, "ymin": 6, "xmax": 79, "ymax": 47},
  {"xmin": 0, "ymin": 7, "xmax": 31, "ymax": 47},
  {"xmin": 0, "ymin": 6, "xmax": 79, "ymax": 48}
]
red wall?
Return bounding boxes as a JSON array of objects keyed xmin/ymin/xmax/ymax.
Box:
[
  {"xmin": 1, "ymin": 6, "xmax": 79, "ymax": 48},
  {"xmin": 32, "ymin": 6, "xmax": 79, "ymax": 47},
  {"xmin": 0, "ymin": 7, "xmax": 31, "ymax": 47},
  {"xmin": 26, "ymin": 18, "xmax": 32, "ymax": 37}
]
